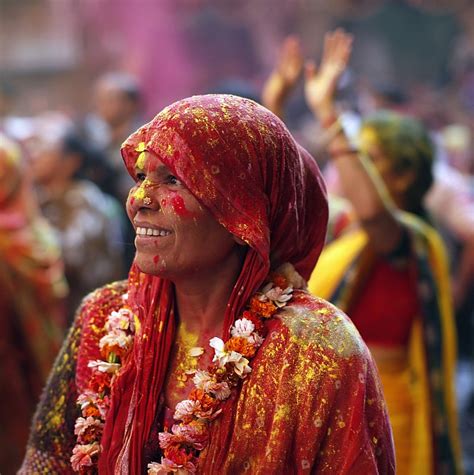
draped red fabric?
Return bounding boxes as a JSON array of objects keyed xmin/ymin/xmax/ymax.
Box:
[{"xmin": 98, "ymin": 95, "xmax": 328, "ymax": 473}]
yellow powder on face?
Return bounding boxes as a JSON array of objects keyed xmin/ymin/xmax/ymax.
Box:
[
  {"xmin": 133, "ymin": 185, "xmax": 146, "ymax": 201},
  {"xmin": 136, "ymin": 152, "xmax": 146, "ymax": 171},
  {"xmin": 135, "ymin": 142, "xmax": 147, "ymax": 170},
  {"xmin": 358, "ymin": 127, "xmax": 379, "ymax": 155}
]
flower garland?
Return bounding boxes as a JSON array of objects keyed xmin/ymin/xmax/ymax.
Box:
[
  {"xmin": 70, "ymin": 294, "xmax": 137, "ymax": 473},
  {"xmin": 71, "ymin": 263, "xmax": 304, "ymax": 474}
]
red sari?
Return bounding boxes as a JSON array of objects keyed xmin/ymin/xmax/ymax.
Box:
[{"xmin": 21, "ymin": 95, "xmax": 394, "ymax": 474}]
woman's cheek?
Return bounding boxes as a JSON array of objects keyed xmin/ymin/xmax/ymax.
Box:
[
  {"xmin": 126, "ymin": 188, "xmax": 138, "ymax": 220},
  {"xmin": 161, "ymin": 190, "xmax": 195, "ymax": 219}
]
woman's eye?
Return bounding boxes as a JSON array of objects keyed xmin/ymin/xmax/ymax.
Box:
[
  {"xmin": 136, "ymin": 172, "xmax": 146, "ymax": 182},
  {"xmin": 166, "ymin": 175, "xmax": 181, "ymax": 186}
]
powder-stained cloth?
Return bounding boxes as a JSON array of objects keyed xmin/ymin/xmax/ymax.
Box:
[{"xmin": 21, "ymin": 95, "xmax": 394, "ymax": 474}]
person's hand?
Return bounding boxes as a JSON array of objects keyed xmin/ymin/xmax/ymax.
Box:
[
  {"xmin": 304, "ymin": 29, "xmax": 353, "ymax": 121},
  {"xmin": 261, "ymin": 35, "xmax": 304, "ymax": 117}
]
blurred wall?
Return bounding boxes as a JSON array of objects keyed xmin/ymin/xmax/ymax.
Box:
[{"xmin": 0, "ymin": 0, "xmax": 471, "ymax": 119}]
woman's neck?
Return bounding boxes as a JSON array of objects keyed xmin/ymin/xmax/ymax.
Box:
[{"xmin": 173, "ymin": 250, "xmax": 244, "ymax": 335}]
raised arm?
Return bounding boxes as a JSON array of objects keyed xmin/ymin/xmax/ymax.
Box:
[
  {"xmin": 261, "ymin": 35, "xmax": 304, "ymax": 119},
  {"xmin": 305, "ymin": 29, "xmax": 403, "ymax": 254}
]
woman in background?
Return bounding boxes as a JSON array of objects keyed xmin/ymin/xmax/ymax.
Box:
[
  {"xmin": 301, "ymin": 30, "xmax": 461, "ymax": 474},
  {"xmin": 0, "ymin": 133, "xmax": 67, "ymax": 473},
  {"xmin": 30, "ymin": 125, "xmax": 125, "ymax": 321}
]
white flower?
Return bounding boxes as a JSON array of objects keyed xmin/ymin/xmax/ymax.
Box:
[
  {"xmin": 265, "ymin": 286, "xmax": 293, "ymax": 308},
  {"xmin": 192, "ymin": 370, "xmax": 231, "ymax": 400},
  {"xmin": 70, "ymin": 443, "xmax": 101, "ymax": 471},
  {"xmin": 148, "ymin": 458, "xmax": 197, "ymax": 474},
  {"xmin": 274, "ymin": 262, "xmax": 306, "ymax": 289},
  {"xmin": 233, "ymin": 356, "xmax": 252, "ymax": 377},
  {"xmin": 192, "ymin": 370, "xmax": 213, "ymax": 389},
  {"xmin": 188, "ymin": 347, "xmax": 204, "ymax": 357},
  {"xmin": 231, "ymin": 318, "xmax": 255, "ymax": 338},
  {"xmin": 74, "ymin": 416, "xmax": 103, "ymax": 438},
  {"xmin": 248, "ymin": 333, "xmax": 264, "ymax": 347},
  {"xmin": 209, "ymin": 337, "xmax": 226, "ymax": 362},
  {"xmin": 105, "ymin": 308, "xmax": 135, "ymax": 333},
  {"xmin": 210, "ymin": 381, "xmax": 231, "ymax": 400},
  {"xmin": 147, "ymin": 461, "xmax": 168, "ymax": 474},
  {"xmin": 260, "ymin": 282, "xmax": 274, "ymax": 297},
  {"xmin": 99, "ymin": 329, "xmax": 132, "ymax": 352},
  {"xmin": 209, "ymin": 337, "xmax": 252, "ymax": 377},
  {"xmin": 77, "ymin": 390, "xmax": 98, "ymax": 410},
  {"xmin": 174, "ymin": 399, "xmax": 200, "ymax": 421},
  {"xmin": 88, "ymin": 359, "xmax": 120, "ymax": 374}
]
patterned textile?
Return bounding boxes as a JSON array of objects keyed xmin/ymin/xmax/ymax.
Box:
[{"xmin": 21, "ymin": 282, "xmax": 394, "ymax": 474}]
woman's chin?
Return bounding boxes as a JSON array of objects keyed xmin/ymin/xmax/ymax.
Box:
[{"xmin": 135, "ymin": 254, "xmax": 165, "ymax": 277}]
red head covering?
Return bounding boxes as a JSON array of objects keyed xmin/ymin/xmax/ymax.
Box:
[{"xmin": 99, "ymin": 95, "xmax": 328, "ymax": 472}]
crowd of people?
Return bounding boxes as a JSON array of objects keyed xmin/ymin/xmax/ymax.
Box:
[{"xmin": 0, "ymin": 26, "xmax": 473, "ymax": 475}]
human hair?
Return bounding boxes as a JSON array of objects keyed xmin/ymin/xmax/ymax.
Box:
[
  {"xmin": 361, "ymin": 110, "xmax": 434, "ymax": 215},
  {"xmin": 99, "ymin": 72, "xmax": 141, "ymax": 104}
]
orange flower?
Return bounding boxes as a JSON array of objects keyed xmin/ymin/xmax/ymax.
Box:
[
  {"xmin": 270, "ymin": 273, "xmax": 288, "ymax": 289},
  {"xmin": 89, "ymin": 371, "xmax": 111, "ymax": 394},
  {"xmin": 80, "ymin": 425, "xmax": 103, "ymax": 444},
  {"xmin": 102, "ymin": 345, "xmax": 128, "ymax": 360},
  {"xmin": 250, "ymin": 296, "xmax": 277, "ymax": 318},
  {"xmin": 189, "ymin": 389, "xmax": 217, "ymax": 411},
  {"xmin": 164, "ymin": 445, "xmax": 194, "ymax": 465},
  {"xmin": 225, "ymin": 337, "xmax": 256, "ymax": 358},
  {"xmin": 189, "ymin": 388, "xmax": 204, "ymax": 401},
  {"xmin": 83, "ymin": 405, "xmax": 101, "ymax": 418}
]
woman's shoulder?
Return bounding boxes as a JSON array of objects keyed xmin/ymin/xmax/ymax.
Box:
[
  {"xmin": 271, "ymin": 290, "xmax": 367, "ymax": 361},
  {"xmin": 79, "ymin": 280, "xmax": 128, "ymax": 315}
]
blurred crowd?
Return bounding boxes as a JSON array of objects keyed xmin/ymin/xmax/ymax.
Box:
[{"xmin": 1, "ymin": 9, "xmax": 474, "ymax": 474}]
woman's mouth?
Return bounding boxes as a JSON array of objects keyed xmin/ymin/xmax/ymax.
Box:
[{"xmin": 136, "ymin": 226, "xmax": 172, "ymax": 237}]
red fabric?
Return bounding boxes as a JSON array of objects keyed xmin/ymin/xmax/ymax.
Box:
[
  {"xmin": 349, "ymin": 258, "xmax": 420, "ymax": 347},
  {"xmin": 200, "ymin": 292, "xmax": 395, "ymax": 474},
  {"xmin": 98, "ymin": 95, "xmax": 328, "ymax": 473}
]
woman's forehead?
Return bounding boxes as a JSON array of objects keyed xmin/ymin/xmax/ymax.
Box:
[{"xmin": 135, "ymin": 150, "xmax": 168, "ymax": 173}]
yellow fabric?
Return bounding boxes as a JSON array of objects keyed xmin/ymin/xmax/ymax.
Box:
[
  {"xmin": 404, "ymin": 215, "xmax": 462, "ymax": 474},
  {"xmin": 375, "ymin": 356, "xmax": 414, "ymax": 474},
  {"xmin": 308, "ymin": 214, "xmax": 462, "ymax": 474}
]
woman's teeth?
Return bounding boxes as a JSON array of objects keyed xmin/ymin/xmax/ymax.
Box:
[{"xmin": 136, "ymin": 227, "xmax": 171, "ymax": 237}]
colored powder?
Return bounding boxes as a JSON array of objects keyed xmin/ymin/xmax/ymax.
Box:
[
  {"xmin": 136, "ymin": 152, "xmax": 146, "ymax": 170},
  {"xmin": 170, "ymin": 192, "xmax": 193, "ymax": 218}
]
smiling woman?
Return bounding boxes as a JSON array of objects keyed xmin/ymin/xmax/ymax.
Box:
[
  {"xmin": 20, "ymin": 95, "xmax": 395, "ymax": 474},
  {"xmin": 128, "ymin": 153, "xmax": 241, "ymax": 281}
]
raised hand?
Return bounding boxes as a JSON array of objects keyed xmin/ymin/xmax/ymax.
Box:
[
  {"xmin": 304, "ymin": 29, "xmax": 353, "ymax": 120},
  {"xmin": 261, "ymin": 35, "xmax": 304, "ymax": 118}
]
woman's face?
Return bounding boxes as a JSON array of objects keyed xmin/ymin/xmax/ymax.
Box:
[
  {"xmin": 358, "ymin": 127, "xmax": 413, "ymax": 203},
  {"xmin": 127, "ymin": 151, "xmax": 241, "ymax": 279}
]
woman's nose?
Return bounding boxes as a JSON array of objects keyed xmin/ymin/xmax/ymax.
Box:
[{"xmin": 127, "ymin": 182, "xmax": 160, "ymax": 214}]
